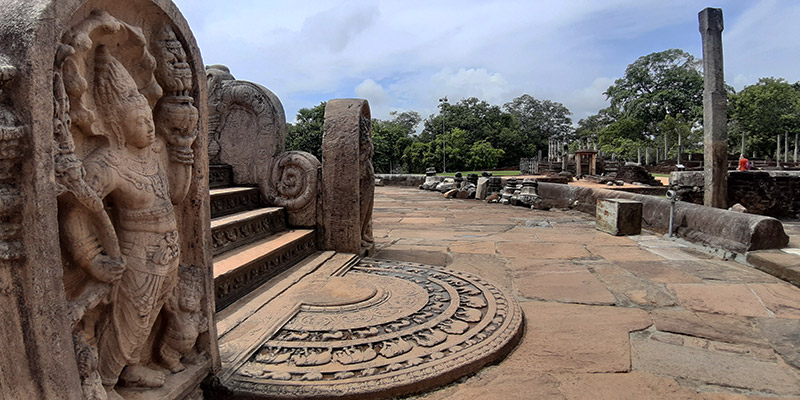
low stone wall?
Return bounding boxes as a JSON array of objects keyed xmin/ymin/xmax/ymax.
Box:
[
  {"xmin": 538, "ymin": 182, "xmax": 789, "ymax": 253},
  {"xmin": 671, "ymin": 171, "xmax": 800, "ymax": 218},
  {"xmin": 377, "ymin": 174, "xmax": 426, "ymax": 187}
]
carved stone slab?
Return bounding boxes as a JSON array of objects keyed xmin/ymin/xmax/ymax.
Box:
[
  {"xmin": 322, "ymin": 99, "xmax": 375, "ymax": 256},
  {"xmin": 217, "ymin": 258, "xmax": 523, "ymax": 399}
]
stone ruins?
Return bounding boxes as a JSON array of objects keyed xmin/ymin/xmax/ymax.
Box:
[{"xmin": 0, "ymin": 1, "xmax": 523, "ymax": 399}]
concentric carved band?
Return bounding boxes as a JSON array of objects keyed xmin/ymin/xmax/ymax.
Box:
[{"xmin": 229, "ymin": 258, "xmax": 524, "ymax": 399}]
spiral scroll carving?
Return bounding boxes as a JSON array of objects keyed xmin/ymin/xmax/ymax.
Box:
[{"xmin": 266, "ymin": 151, "xmax": 320, "ymax": 227}]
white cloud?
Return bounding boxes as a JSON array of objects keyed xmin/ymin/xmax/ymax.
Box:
[{"xmin": 173, "ymin": 0, "xmax": 800, "ymax": 123}]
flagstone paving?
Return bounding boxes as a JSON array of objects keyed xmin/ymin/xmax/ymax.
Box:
[{"xmin": 371, "ymin": 186, "xmax": 800, "ymax": 399}]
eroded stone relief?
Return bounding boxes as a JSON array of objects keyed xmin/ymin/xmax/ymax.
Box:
[{"xmin": 54, "ymin": 11, "xmax": 203, "ymax": 400}]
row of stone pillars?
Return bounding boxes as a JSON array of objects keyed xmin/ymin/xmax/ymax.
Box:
[{"xmin": 547, "ymin": 138, "xmax": 597, "ymax": 162}]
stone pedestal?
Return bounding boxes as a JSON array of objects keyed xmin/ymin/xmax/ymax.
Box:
[{"xmin": 596, "ymin": 199, "xmax": 643, "ymax": 236}]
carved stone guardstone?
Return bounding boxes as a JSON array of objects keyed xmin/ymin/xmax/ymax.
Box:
[
  {"xmin": 321, "ymin": 99, "xmax": 375, "ymax": 256},
  {"xmin": 206, "ymin": 65, "xmax": 286, "ymax": 186},
  {"xmin": 206, "ymin": 65, "xmax": 321, "ymax": 228},
  {"xmin": 0, "ymin": 1, "xmax": 216, "ymax": 399},
  {"xmin": 214, "ymin": 256, "xmax": 523, "ymax": 399}
]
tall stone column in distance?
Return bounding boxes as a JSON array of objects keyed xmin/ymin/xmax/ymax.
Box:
[{"xmin": 700, "ymin": 7, "xmax": 728, "ymax": 208}]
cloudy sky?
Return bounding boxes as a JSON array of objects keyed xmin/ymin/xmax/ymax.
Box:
[{"xmin": 173, "ymin": 0, "xmax": 800, "ymax": 125}]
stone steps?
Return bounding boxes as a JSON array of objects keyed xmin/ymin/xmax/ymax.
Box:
[
  {"xmin": 211, "ymin": 207, "xmax": 287, "ymax": 256},
  {"xmin": 211, "ymin": 186, "xmax": 264, "ymax": 219},
  {"xmin": 214, "ymin": 251, "xmax": 358, "ymax": 381},
  {"xmin": 213, "ymin": 229, "xmax": 317, "ymax": 312}
]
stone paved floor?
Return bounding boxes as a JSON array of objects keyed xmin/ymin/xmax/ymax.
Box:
[{"xmin": 371, "ymin": 186, "xmax": 800, "ymax": 400}]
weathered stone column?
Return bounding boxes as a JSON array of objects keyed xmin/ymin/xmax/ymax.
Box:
[
  {"xmin": 699, "ymin": 7, "xmax": 728, "ymax": 208},
  {"xmin": 322, "ymin": 99, "xmax": 375, "ymax": 256}
]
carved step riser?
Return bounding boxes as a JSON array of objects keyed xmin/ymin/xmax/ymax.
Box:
[
  {"xmin": 215, "ymin": 234, "xmax": 317, "ymax": 312},
  {"xmin": 211, "ymin": 190, "xmax": 265, "ymax": 219},
  {"xmin": 212, "ymin": 212, "xmax": 287, "ymax": 256},
  {"xmin": 210, "ymin": 164, "xmax": 234, "ymax": 189}
]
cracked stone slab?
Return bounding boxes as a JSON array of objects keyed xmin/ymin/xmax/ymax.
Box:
[
  {"xmin": 756, "ymin": 317, "xmax": 800, "ymax": 370},
  {"xmin": 631, "ymin": 332, "xmax": 800, "ymax": 396}
]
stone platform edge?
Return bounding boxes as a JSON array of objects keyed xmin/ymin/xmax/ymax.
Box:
[
  {"xmin": 376, "ymin": 174, "xmax": 425, "ymax": 187},
  {"xmin": 537, "ymin": 182, "xmax": 789, "ymax": 254}
]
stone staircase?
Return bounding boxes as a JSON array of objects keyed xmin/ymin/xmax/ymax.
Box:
[{"xmin": 210, "ymin": 164, "xmax": 317, "ymax": 311}]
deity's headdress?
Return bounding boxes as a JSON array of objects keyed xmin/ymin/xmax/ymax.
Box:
[{"xmin": 93, "ymin": 45, "xmax": 149, "ymax": 147}]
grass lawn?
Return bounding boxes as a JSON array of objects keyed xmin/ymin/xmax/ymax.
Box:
[
  {"xmin": 652, "ymin": 173, "xmax": 670, "ymax": 178},
  {"xmin": 440, "ymin": 170, "xmax": 520, "ymax": 177}
]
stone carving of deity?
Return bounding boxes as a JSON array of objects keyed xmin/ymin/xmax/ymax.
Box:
[{"xmin": 56, "ymin": 13, "xmax": 200, "ymax": 400}]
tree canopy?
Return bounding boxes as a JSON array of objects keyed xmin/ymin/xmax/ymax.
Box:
[{"xmin": 729, "ymin": 77, "xmax": 800, "ymax": 157}]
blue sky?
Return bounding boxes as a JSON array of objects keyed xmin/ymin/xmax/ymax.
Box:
[{"xmin": 172, "ymin": 0, "xmax": 800, "ymax": 125}]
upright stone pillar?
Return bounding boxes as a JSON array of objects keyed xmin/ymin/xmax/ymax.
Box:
[
  {"xmin": 700, "ymin": 7, "xmax": 728, "ymax": 208},
  {"xmin": 322, "ymin": 99, "xmax": 375, "ymax": 256}
]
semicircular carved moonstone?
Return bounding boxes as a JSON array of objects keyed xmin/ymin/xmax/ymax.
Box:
[{"xmin": 231, "ymin": 259, "xmax": 524, "ymax": 399}]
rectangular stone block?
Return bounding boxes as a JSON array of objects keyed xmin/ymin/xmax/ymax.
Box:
[
  {"xmin": 596, "ymin": 199, "xmax": 643, "ymax": 236},
  {"xmin": 476, "ymin": 177, "xmax": 489, "ymax": 200}
]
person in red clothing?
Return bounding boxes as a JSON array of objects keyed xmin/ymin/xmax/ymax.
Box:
[{"xmin": 738, "ymin": 153, "xmax": 751, "ymax": 171}]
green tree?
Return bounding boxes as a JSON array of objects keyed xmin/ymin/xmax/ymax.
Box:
[
  {"xmin": 421, "ymin": 97, "xmax": 523, "ymax": 167},
  {"xmin": 729, "ymin": 77, "xmax": 800, "ymax": 158},
  {"xmin": 598, "ymin": 117, "xmax": 646, "ymax": 160},
  {"xmin": 605, "ymin": 49, "xmax": 703, "ymax": 128},
  {"xmin": 467, "ymin": 140, "xmax": 505, "ymax": 170},
  {"xmin": 503, "ymin": 94, "xmax": 573, "ymax": 158},
  {"xmin": 402, "ymin": 141, "xmax": 429, "ymax": 173},
  {"xmin": 372, "ymin": 111, "xmax": 420, "ymax": 173},
  {"xmin": 575, "ymin": 110, "xmax": 614, "ymax": 147},
  {"xmin": 286, "ymin": 101, "xmax": 326, "ymax": 159}
]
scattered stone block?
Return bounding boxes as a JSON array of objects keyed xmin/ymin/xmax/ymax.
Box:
[
  {"xmin": 596, "ymin": 199, "xmax": 643, "ymax": 236},
  {"xmin": 444, "ymin": 189, "xmax": 458, "ymax": 198},
  {"xmin": 476, "ymin": 177, "xmax": 489, "ymax": 200}
]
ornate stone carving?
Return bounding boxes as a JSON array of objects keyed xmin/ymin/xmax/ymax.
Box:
[
  {"xmin": 322, "ymin": 99, "xmax": 375, "ymax": 256},
  {"xmin": 0, "ymin": 63, "xmax": 27, "ymax": 268},
  {"xmin": 359, "ymin": 116, "xmax": 375, "ymax": 254},
  {"xmin": 225, "ymin": 258, "xmax": 523, "ymax": 399},
  {"xmin": 265, "ymin": 151, "xmax": 320, "ymax": 227},
  {"xmin": 55, "ymin": 11, "xmax": 201, "ymax": 400},
  {"xmin": 206, "ymin": 65, "xmax": 286, "ymax": 185}
]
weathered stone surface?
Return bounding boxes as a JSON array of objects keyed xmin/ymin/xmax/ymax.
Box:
[
  {"xmin": 322, "ymin": 99, "xmax": 375, "ymax": 256},
  {"xmin": 668, "ymin": 260, "xmax": 780, "ymax": 284},
  {"xmin": 415, "ymin": 369, "xmax": 565, "ymax": 400},
  {"xmin": 0, "ymin": 2, "xmax": 216, "ymax": 399},
  {"xmin": 555, "ymin": 372, "xmax": 703, "ymax": 400},
  {"xmin": 748, "ymin": 283, "xmax": 800, "ymax": 318},
  {"xmin": 667, "ymin": 284, "xmax": 772, "ymax": 317},
  {"xmin": 476, "ymin": 177, "xmax": 489, "ymax": 200},
  {"xmin": 537, "ymin": 182, "xmax": 789, "ymax": 252},
  {"xmin": 631, "ymin": 332, "xmax": 800, "ymax": 395},
  {"xmin": 263, "ymin": 150, "xmax": 321, "ymax": 227},
  {"xmin": 586, "ymin": 245, "xmax": 664, "ymax": 262},
  {"xmin": 591, "ymin": 264, "xmax": 678, "ymax": 307},
  {"xmin": 756, "ymin": 317, "xmax": 800, "ymax": 370},
  {"xmin": 700, "ymin": 7, "xmax": 728, "ymax": 208},
  {"xmin": 374, "ymin": 247, "xmax": 448, "ymax": 266},
  {"xmin": 652, "ymin": 309, "xmax": 766, "ymax": 347},
  {"xmin": 218, "ymin": 258, "xmax": 523, "ymax": 399},
  {"xmin": 510, "ymin": 302, "xmax": 651, "ymax": 373},
  {"xmin": 497, "ymin": 242, "xmax": 591, "ymax": 259},
  {"xmin": 614, "ymin": 261, "xmax": 704, "ymax": 284},
  {"xmin": 515, "ymin": 269, "xmax": 616, "ymax": 305},
  {"xmin": 207, "ymin": 65, "xmax": 286, "ymax": 185}
]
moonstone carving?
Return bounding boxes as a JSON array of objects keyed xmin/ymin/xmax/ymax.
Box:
[{"xmin": 227, "ymin": 258, "xmax": 523, "ymax": 399}]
